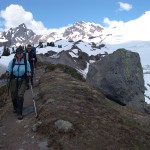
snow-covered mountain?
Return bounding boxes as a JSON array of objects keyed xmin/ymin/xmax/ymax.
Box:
[
  {"xmin": 0, "ymin": 23, "xmax": 42, "ymax": 46},
  {"xmin": 0, "ymin": 11, "xmax": 150, "ymax": 104},
  {"xmin": 0, "ymin": 21, "xmax": 105, "ymax": 46},
  {"xmin": 0, "ymin": 11, "xmax": 150, "ymax": 46}
]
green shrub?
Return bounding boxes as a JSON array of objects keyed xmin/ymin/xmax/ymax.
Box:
[
  {"xmin": 2, "ymin": 47, "xmax": 10, "ymax": 56},
  {"xmin": 45, "ymin": 64, "xmax": 57, "ymax": 71}
]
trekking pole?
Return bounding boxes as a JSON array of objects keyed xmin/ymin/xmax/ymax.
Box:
[
  {"xmin": 6, "ymin": 75, "xmax": 11, "ymax": 97},
  {"xmin": 7, "ymin": 77, "xmax": 9, "ymax": 96},
  {"xmin": 32, "ymin": 59, "xmax": 36, "ymax": 82},
  {"xmin": 29, "ymin": 77, "xmax": 38, "ymax": 118}
]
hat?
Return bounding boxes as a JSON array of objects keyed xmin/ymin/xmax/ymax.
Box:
[
  {"xmin": 27, "ymin": 44, "xmax": 32, "ymax": 48},
  {"xmin": 16, "ymin": 46, "xmax": 23, "ymax": 53}
]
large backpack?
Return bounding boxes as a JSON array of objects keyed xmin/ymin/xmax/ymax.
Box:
[{"xmin": 11, "ymin": 52, "xmax": 27, "ymax": 78}]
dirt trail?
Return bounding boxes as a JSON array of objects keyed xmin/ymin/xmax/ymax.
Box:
[{"xmin": 0, "ymin": 67, "xmax": 48, "ymax": 150}]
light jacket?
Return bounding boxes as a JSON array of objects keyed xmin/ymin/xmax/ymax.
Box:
[{"xmin": 7, "ymin": 57, "xmax": 31, "ymax": 77}]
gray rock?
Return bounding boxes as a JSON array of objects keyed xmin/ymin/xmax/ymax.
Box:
[
  {"xmin": 87, "ymin": 48, "xmax": 145, "ymax": 111},
  {"xmin": 32, "ymin": 121, "xmax": 42, "ymax": 132},
  {"xmin": 37, "ymin": 51, "xmax": 76, "ymax": 69},
  {"xmin": 54, "ymin": 120, "xmax": 73, "ymax": 132}
]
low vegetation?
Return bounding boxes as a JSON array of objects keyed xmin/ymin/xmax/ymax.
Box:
[{"xmin": 45, "ymin": 63, "xmax": 85, "ymax": 81}]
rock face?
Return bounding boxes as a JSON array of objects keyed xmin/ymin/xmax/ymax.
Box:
[{"xmin": 87, "ymin": 48, "xmax": 145, "ymax": 111}]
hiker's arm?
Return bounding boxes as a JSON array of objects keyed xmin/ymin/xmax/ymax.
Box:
[
  {"xmin": 27, "ymin": 60, "xmax": 31, "ymax": 75},
  {"xmin": 6, "ymin": 60, "xmax": 13, "ymax": 77}
]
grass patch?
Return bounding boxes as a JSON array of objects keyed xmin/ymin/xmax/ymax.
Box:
[{"xmin": 45, "ymin": 63, "xmax": 85, "ymax": 81}]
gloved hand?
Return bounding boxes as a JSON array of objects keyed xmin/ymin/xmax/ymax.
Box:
[
  {"xmin": 6, "ymin": 71, "xmax": 10, "ymax": 77},
  {"xmin": 27, "ymin": 72, "xmax": 31, "ymax": 77}
]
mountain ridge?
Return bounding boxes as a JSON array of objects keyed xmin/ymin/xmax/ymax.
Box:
[{"xmin": 0, "ymin": 21, "xmax": 105, "ymax": 46}]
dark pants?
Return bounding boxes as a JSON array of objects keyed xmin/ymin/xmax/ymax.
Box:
[{"xmin": 10, "ymin": 78, "xmax": 26, "ymax": 115}]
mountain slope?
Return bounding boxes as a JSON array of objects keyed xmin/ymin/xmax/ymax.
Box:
[{"xmin": 38, "ymin": 64, "xmax": 150, "ymax": 150}]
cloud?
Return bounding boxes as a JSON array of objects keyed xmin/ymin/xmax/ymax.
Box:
[
  {"xmin": 103, "ymin": 17, "xmax": 124, "ymax": 27},
  {"xmin": 103, "ymin": 11, "xmax": 150, "ymax": 44},
  {"xmin": 0, "ymin": 4, "xmax": 49, "ymax": 35},
  {"xmin": 118, "ymin": 2, "xmax": 132, "ymax": 11}
]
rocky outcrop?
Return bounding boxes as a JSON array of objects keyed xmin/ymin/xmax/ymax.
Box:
[
  {"xmin": 37, "ymin": 49, "xmax": 90, "ymax": 70},
  {"xmin": 87, "ymin": 48, "xmax": 145, "ymax": 111},
  {"xmin": 37, "ymin": 51, "xmax": 76, "ymax": 69}
]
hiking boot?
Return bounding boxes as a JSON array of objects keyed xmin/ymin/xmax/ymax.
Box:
[
  {"xmin": 17, "ymin": 97, "xmax": 24, "ymax": 116},
  {"xmin": 26, "ymin": 84, "xmax": 29, "ymax": 90},
  {"xmin": 18, "ymin": 115, "xmax": 23, "ymax": 120}
]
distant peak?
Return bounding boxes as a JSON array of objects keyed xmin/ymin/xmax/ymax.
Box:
[
  {"xmin": 78, "ymin": 21, "xmax": 85, "ymax": 23},
  {"xmin": 144, "ymin": 11, "xmax": 150, "ymax": 15},
  {"xmin": 18, "ymin": 23, "xmax": 27, "ymax": 29},
  {"xmin": 76, "ymin": 21, "xmax": 86, "ymax": 25}
]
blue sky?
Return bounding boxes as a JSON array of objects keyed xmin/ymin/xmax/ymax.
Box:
[{"xmin": 0, "ymin": 0, "xmax": 150, "ymax": 34}]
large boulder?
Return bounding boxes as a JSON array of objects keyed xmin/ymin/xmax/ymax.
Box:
[{"xmin": 87, "ymin": 48, "xmax": 145, "ymax": 111}]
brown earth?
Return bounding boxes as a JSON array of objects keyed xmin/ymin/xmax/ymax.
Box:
[
  {"xmin": 0, "ymin": 66, "xmax": 49, "ymax": 150},
  {"xmin": 0, "ymin": 64, "xmax": 150, "ymax": 150}
]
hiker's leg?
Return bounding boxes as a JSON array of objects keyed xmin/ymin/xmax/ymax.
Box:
[
  {"xmin": 17, "ymin": 79, "xmax": 26, "ymax": 116},
  {"xmin": 17, "ymin": 96, "xmax": 24, "ymax": 116},
  {"xmin": 26, "ymin": 76, "xmax": 29, "ymax": 89},
  {"xmin": 10, "ymin": 79, "xmax": 18, "ymax": 111}
]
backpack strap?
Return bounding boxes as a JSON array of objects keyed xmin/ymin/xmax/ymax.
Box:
[{"xmin": 23, "ymin": 52, "xmax": 27, "ymax": 74}]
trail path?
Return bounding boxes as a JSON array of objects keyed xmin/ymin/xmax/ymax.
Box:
[{"xmin": 0, "ymin": 67, "xmax": 48, "ymax": 150}]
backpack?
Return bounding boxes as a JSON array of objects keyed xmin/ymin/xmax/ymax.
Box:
[
  {"xmin": 32, "ymin": 46, "xmax": 36, "ymax": 53},
  {"xmin": 11, "ymin": 52, "xmax": 27, "ymax": 78}
]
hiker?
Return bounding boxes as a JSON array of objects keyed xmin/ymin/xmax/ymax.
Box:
[
  {"xmin": 6, "ymin": 46, "xmax": 31, "ymax": 120},
  {"xmin": 26, "ymin": 44, "xmax": 37, "ymax": 86}
]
